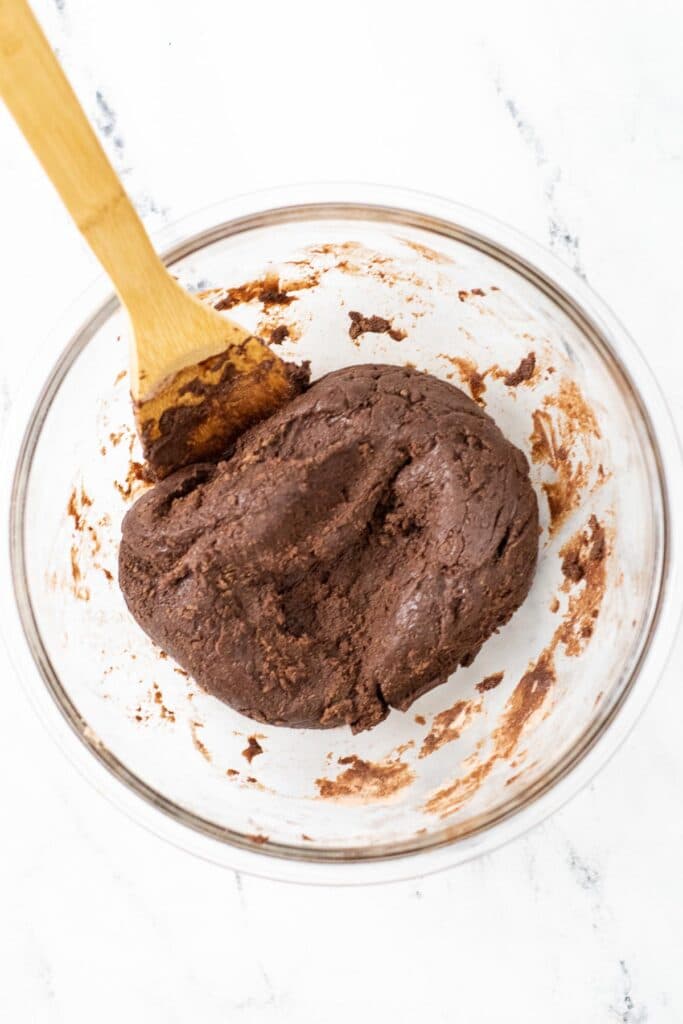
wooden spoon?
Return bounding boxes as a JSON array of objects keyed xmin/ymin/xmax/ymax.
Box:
[{"xmin": 0, "ymin": 0, "xmax": 308, "ymax": 477}]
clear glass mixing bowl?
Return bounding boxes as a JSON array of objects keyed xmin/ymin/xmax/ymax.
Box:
[{"xmin": 2, "ymin": 185, "xmax": 681, "ymax": 883}]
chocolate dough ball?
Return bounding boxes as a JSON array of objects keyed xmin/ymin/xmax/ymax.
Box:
[{"xmin": 119, "ymin": 365, "xmax": 538, "ymax": 732}]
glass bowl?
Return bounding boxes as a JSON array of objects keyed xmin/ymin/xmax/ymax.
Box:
[{"xmin": 2, "ymin": 184, "xmax": 681, "ymax": 884}]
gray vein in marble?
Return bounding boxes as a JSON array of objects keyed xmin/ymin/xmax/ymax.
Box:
[
  {"xmin": 610, "ymin": 960, "xmax": 649, "ymax": 1024},
  {"xmin": 565, "ymin": 838, "xmax": 607, "ymax": 935},
  {"xmin": 45, "ymin": 10, "xmax": 170, "ymax": 227},
  {"xmin": 234, "ymin": 869, "xmax": 247, "ymax": 914},
  {"xmin": 94, "ymin": 91, "xmax": 125, "ymax": 159},
  {"xmin": 518, "ymin": 832, "xmax": 541, "ymax": 897},
  {"xmin": 230, "ymin": 872, "xmax": 279, "ymax": 1014},
  {"xmin": 495, "ymin": 76, "xmax": 585, "ymax": 279},
  {"xmin": 91, "ymin": 85, "xmax": 169, "ymax": 224},
  {"xmin": 500, "ymin": 94, "xmax": 546, "ymax": 168},
  {"xmin": 567, "ymin": 843, "xmax": 601, "ymax": 891},
  {"xmin": 257, "ymin": 961, "xmax": 277, "ymax": 1009}
]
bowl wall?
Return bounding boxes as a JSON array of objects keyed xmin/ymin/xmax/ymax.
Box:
[{"xmin": 5, "ymin": 187, "xmax": 680, "ymax": 882}]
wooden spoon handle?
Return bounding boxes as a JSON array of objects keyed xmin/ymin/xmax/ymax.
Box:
[{"xmin": 0, "ymin": 0, "xmax": 169, "ymax": 303}]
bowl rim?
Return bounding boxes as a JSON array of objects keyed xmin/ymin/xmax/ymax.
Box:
[{"xmin": 2, "ymin": 182, "xmax": 682, "ymax": 885}]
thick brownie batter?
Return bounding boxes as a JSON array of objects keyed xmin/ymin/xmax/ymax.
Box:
[{"xmin": 119, "ymin": 365, "xmax": 538, "ymax": 732}]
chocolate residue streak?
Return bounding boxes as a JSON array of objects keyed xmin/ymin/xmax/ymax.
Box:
[
  {"xmin": 316, "ymin": 754, "xmax": 415, "ymax": 802},
  {"xmin": 69, "ymin": 544, "xmax": 90, "ymax": 601},
  {"xmin": 109, "ymin": 430, "xmax": 125, "ymax": 446},
  {"xmin": 151, "ymin": 684, "xmax": 176, "ymax": 724},
  {"xmin": 269, "ymin": 324, "xmax": 289, "ymax": 345},
  {"xmin": 419, "ymin": 698, "xmax": 483, "ymax": 758},
  {"xmin": 242, "ymin": 735, "xmax": 264, "ymax": 763},
  {"xmin": 401, "ymin": 239, "xmax": 454, "ymax": 264},
  {"xmin": 458, "ymin": 288, "xmax": 486, "ymax": 301},
  {"xmin": 152, "ymin": 683, "xmax": 176, "ymax": 722},
  {"xmin": 86, "ymin": 524, "xmax": 101, "ymax": 555},
  {"xmin": 347, "ymin": 311, "xmax": 406, "ymax": 344},
  {"xmin": 213, "ymin": 273, "xmax": 319, "ymax": 312},
  {"xmin": 503, "ymin": 352, "xmax": 536, "ymax": 387},
  {"xmin": 307, "ymin": 241, "xmax": 428, "ymax": 292},
  {"xmin": 226, "ymin": 768, "xmax": 239, "ymax": 777},
  {"xmin": 114, "ymin": 460, "xmax": 149, "ymax": 501},
  {"xmin": 530, "ymin": 380, "xmax": 601, "ymax": 533},
  {"xmin": 67, "ymin": 485, "xmax": 93, "ymax": 531},
  {"xmin": 556, "ymin": 515, "xmax": 608, "ymax": 656},
  {"xmin": 66, "ymin": 487, "xmax": 95, "ymax": 600},
  {"xmin": 529, "ymin": 408, "xmax": 577, "ymax": 528},
  {"xmin": 424, "ymin": 516, "xmax": 608, "ymax": 818},
  {"xmin": 249, "ymin": 834, "xmax": 269, "ymax": 845},
  {"xmin": 424, "ymin": 761, "xmax": 495, "ymax": 818},
  {"xmin": 114, "ymin": 370, "xmax": 127, "ymax": 385},
  {"xmin": 506, "ymin": 770, "xmax": 524, "ymax": 787},
  {"xmin": 553, "ymin": 379, "xmax": 600, "ymax": 437},
  {"xmin": 133, "ymin": 704, "xmax": 148, "ymax": 724},
  {"xmin": 309, "ymin": 241, "xmax": 364, "ymax": 257},
  {"xmin": 190, "ymin": 721, "xmax": 211, "ymax": 762},
  {"xmin": 438, "ymin": 355, "xmax": 487, "ymax": 405},
  {"xmin": 256, "ymin": 315, "xmax": 303, "ymax": 348},
  {"xmin": 214, "ymin": 275, "xmax": 293, "ymax": 311},
  {"xmin": 424, "ymin": 656, "xmax": 554, "ymax": 818},
  {"xmin": 414, "ymin": 714, "xmax": 426, "ymax": 726},
  {"xmin": 492, "ymin": 651, "xmax": 555, "ymax": 760},
  {"xmin": 476, "ymin": 671, "xmax": 504, "ymax": 694}
]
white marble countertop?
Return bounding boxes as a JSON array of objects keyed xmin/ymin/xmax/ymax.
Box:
[{"xmin": 1, "ymin": 0, "xmax": 682, "ymax": 1020}]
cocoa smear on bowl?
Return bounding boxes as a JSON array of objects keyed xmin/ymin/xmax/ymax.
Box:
[
  {"xmin": 423, "ymin": 514, "xmax": 609, "ymax": 819},
  {"xmin": 476, "ymin": 671, "xmax": 505, "ymax": 694},
  {"xmin": 114, "ymin": 459, "xmax": 149, "ymax": 501},
  {"xmin": 63, "ymin": 485, "xmax": 115, "ymax": 598},
  {"xmin": 190, "ymin": 720, "xmax": 211, "ymax": 762},
  {"xmin": 242, "ymin": 735, "xmax": 264, "ymax": 764},
  {"xmin": 419, "ymin": 697, "xmax": 483, "ymax": 759},
  {"xmin": 213, "ymin": 272, "xmax": 319, "ymax": 312},
  {"xmin": 438, "ymin": 351, "xmax": 537, "ymax": 407},
  {"xmin": 316, "ymin": 753, "xmax": 415, "ymax": 802},
  {"xmin": 439, "ymin": 354, "xmax": 488, "ymax": 405},
  {"xmin": 347, "ymin": 311, "xmax": 406, "ymax": 344},
  {"xmin": 399, "ymin": 238, "xmax": 455, "ymax": 265},
  {"xmin": 503, "ymin": 352, "xmax": 537, "ymax": 387},
  {"xmin": 529, "ymin": 379, "xmax": 602, "ymax": 534}
]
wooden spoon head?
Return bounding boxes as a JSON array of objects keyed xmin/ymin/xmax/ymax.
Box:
[{"xmin": 135, "ymin": 335, "xmax": 309, "ymax": 478}]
